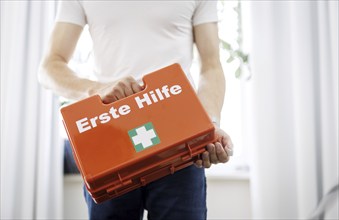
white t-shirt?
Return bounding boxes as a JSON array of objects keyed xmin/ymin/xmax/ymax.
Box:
[{"xmin": 56, "ymin": 1, "xmax": 218, "ymax": 84}]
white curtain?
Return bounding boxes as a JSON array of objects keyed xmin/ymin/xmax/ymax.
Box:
[
  {"xmin": 243, "ymin": 1, "xmax": 338, "ymax": 219},
  {"xmin": 1, "ymin": 1, "xmax": 63, "ymax": 219}
]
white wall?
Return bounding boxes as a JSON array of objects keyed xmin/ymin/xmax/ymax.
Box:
[
  {"xmin": 206, "ymin": 176, "xmax": 252, "ymax": 219},
  {"xmin": 63, "ymin": 174, "xmax": 252, "ymax": 219},
  {"xmin": 63, "ymin": 175, "xmax": 88, "ymax": 220}
]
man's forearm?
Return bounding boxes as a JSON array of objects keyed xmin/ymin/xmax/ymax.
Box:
[
  {"xmin": 38, "ymin": 56, "xmax": 104, "ymax": 101},
  {"xmin": 197, "ymin": 63, "xmax": 226, "ymax": 124},
  {"xmin": 38, "ymin": 22, "xmax": 106, "ymax": 101}
]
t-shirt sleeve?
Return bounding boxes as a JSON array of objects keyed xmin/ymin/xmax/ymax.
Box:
[
  {"xmin": 56, "ymin": 0, "xmax": 87, "ymax": 27},
  {"xmin": 193, "ymin": 1, "xmax": 218, "ymax": 26}
]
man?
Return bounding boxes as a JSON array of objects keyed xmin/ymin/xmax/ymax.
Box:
[{"xmin": 39, "ymin": 1, "xmax": 233, "ymax": 219}]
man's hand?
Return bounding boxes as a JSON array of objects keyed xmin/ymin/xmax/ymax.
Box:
[
  {"xmin": 195, "ymin": 125, "xmax": 233, "ymax": 168},
  {"xmin": 96, "ymin": 76, "xmax": 143, "ymax": 104}
]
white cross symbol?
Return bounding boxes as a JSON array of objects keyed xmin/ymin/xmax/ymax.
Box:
[{"xmin": 132, "ymin": 126, "xmax": 157, "ymax": 148}]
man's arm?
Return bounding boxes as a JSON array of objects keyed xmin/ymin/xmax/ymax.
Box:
[
  {"xmin": 38, "ymin": 22, "xmax": 141, "ymax": 102},
  {"xmin": 195, "ymin": 23, "xmax": 225, "ymax": 123},
  {"xmin": 193, "ymin": 23, "xmax": 233, "ymax": 168}
]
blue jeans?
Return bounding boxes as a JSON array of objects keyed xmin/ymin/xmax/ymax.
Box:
[{"xmin": 84, "ymin": 165, "xmax": 207, "ymax": 220}]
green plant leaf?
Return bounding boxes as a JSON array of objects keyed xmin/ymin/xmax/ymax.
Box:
[
  {"xmin": 227, "ymin": 55, "xmax": 235, "ymax": 63},
  {"xmin": 233, "ymin": 6, "xmax": 239, "ymax": 13},
  {"xmin": 221, "ymin": 40, "xmax": 232, "ymax": 50},
  {"xmin": 243, "ymin": 54, "xmax": 249, "ymax": 63},
  {"xmin": 235, "ymin": 67, "xmax": 242, "ymax": 78}
]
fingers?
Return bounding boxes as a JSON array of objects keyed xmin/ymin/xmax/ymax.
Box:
[
  {"xmin": 131, "ymin": 80, "xmax": 143, "ymax": 93},
  {"xmin": 102, "ymin": 76, "xmax": 142, "ymax": 104},
  {"xmin": 202, "ymin": 151, "xmax": 211, "ymax": 168},
  {"xmin": 194, "ymin": 159, "xmax": 203, "ymax": 168},
  {"xmin": 117, "ymin": 81, "xmax": 133, "ymax": 97},
  {"xmin": 115, "ymin": 77, "xmax": 141, "ymax": 97},
  {"xmin": 222, "ymin": 134, "xmax": 234, "ymax": 157},
  {"xmin": 206, "ymin": 142, "xmax": 229, "ymax": 164},
  {"xmin": 215, "ymin": 142, "xmax": 229, "ymax": 163},
  {"xmin": 102, "ymin": 93, "xmax": 118, "ymax": 104},
  {"xmin": 195, "ymin": 141, "xmax": 232, "ymax": 169},
  {"xmin": 207, "ymin": 143, "xmax": 218, "ymax": 164},
  {"xmin": 194, "ymin": 154, "xmax": 211, "ymax": 169}
]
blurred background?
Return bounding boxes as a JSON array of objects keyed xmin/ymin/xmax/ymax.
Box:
[{"xmin": 1, "ymin": 1, "xmax": 338, "ymax": 219}]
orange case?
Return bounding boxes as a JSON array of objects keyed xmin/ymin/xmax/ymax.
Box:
[{"xmin": 61, "ymin": 64, "xmax": 216, "ymax": 203}]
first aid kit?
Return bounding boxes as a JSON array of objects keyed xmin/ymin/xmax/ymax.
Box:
[{"xmin": 61, "ymin": 63, "xmax": 216, "ymax": 203}]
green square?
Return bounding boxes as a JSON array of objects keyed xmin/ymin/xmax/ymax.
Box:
[{"xmin": 128, "ymin": 122, "xmax": 160, "ymax": 152}]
